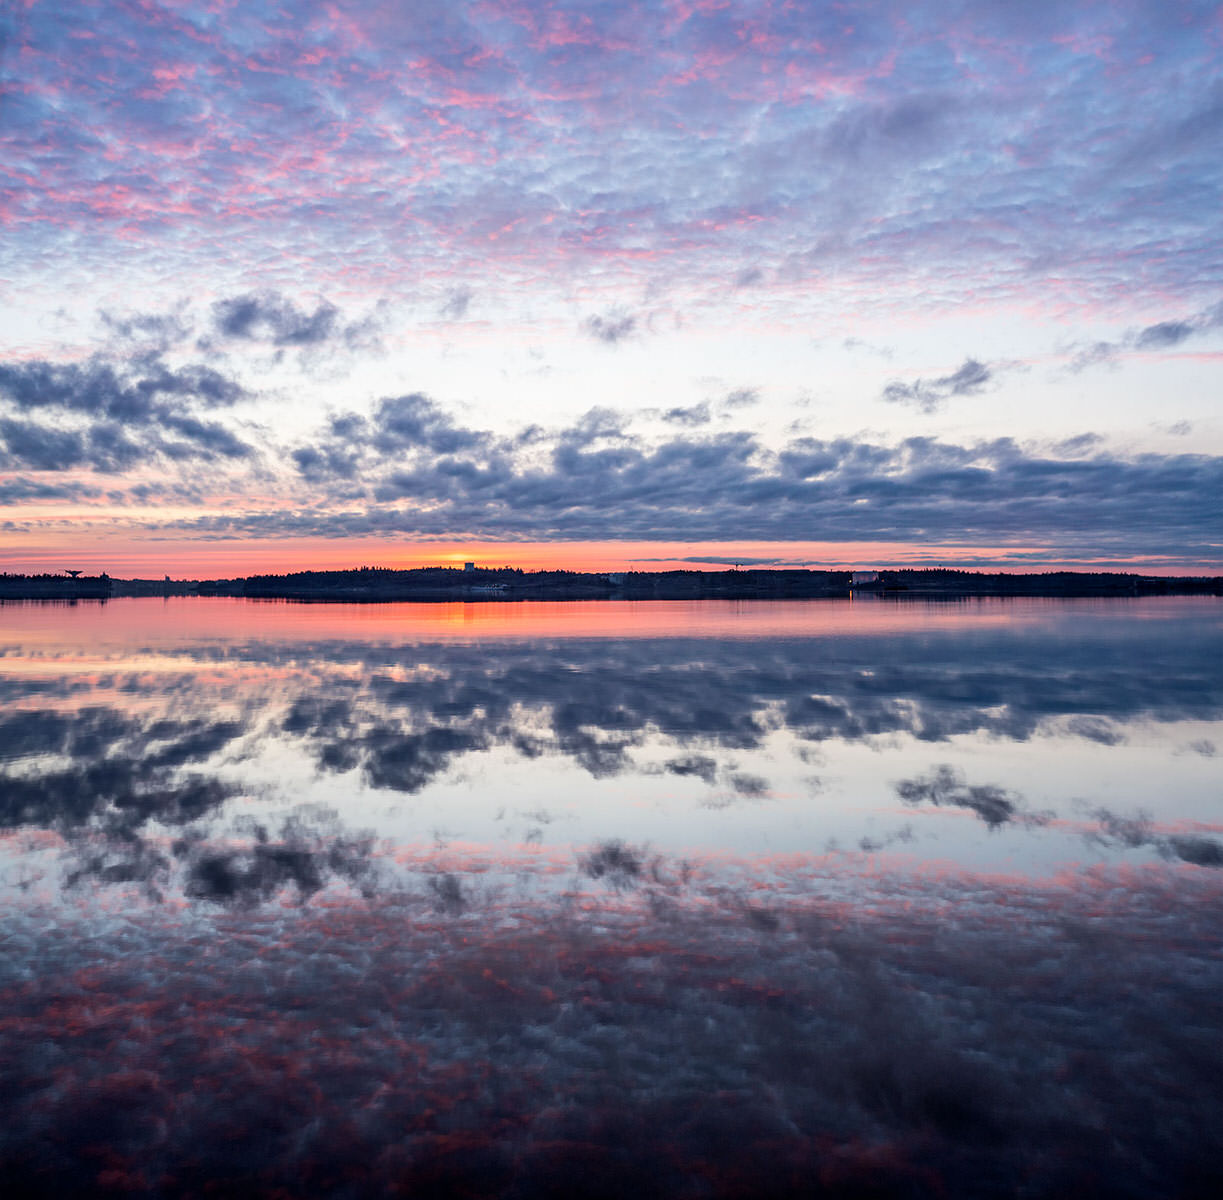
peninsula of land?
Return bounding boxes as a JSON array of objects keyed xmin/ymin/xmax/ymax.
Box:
[{"xmin": 2, "ymin": 567, "xmax": 1221, "ymax": 602}]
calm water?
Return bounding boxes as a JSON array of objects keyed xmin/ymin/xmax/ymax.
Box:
[{"xmin": 2, "ymin": 597, "xmax": 1221, "ymax": 1197}]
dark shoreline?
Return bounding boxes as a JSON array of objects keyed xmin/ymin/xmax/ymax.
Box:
[{"xmin": 3, "ymin": 567, "xmax": 1221, "ymax": 603}]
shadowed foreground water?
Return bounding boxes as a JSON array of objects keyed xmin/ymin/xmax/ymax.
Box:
[{"xmin": 1, "ymin": 597, "xmax": 1221, "ymax": 1197}]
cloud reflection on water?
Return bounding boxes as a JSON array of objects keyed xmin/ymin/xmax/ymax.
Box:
[
  {"xmin": 2, "ymin": 855, "xmax": 1220, "ymax": 1198},
  {"xmin": 4, "ymin": 606, "xmax": 1221, "ymax": 804},
  {"xmin": 1, "ymin": 600, "xmax": 1221, "ymax": 886},
  {"xmin": 1, "ymin": 599, "xmax": 1221, "ymax": 1195}
]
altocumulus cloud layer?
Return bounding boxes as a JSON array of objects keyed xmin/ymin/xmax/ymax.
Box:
[{"xmin": 4, "ymin": 0, "xmax": 1221, "ymax": 309}]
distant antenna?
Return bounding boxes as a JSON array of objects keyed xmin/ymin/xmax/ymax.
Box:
[{"xmin": 65, "ymin": 569, "xmax": 82, "ymax": 579}]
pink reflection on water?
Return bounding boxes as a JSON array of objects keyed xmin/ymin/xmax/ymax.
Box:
[{"xmin": 3, "ymin": 593, "xmax": 1190, "ymax": 651}]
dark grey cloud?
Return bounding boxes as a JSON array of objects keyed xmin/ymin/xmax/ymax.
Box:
[
  {"xmin": 360, "ymin": 724, "xmax": 489, "ymax": 792},
  {"xmin": 372, "ymin": 392, "xmax": 488, "ymax": 456},
  {"xmin": 0, "ymin": 706, "xmax": 248, "ymax": 832},
  {"xmin": 0, "ymin": 476, "xmax": 101, "ymax": 503},
  {"xmin": 56, "ymin": 804, "xmax": 379, "ymax": 906},
  {"xmin": 211, "ymin": 291, "xmax": 341, "ymax": 347},
  {"xmin": 61, "ymin": 829, "xmax": 172, "ymax": 898},
  {"xmin": 290, "ymin": 393, "xmax": 497, "ymax": 488},
  {"xmin": 0, "ymin": 353, "xmax": 255, "ymax": 471},
  {"xmin": 579, "ymin": 838, "xmax": 647, "ymax": 891},
  {"xmin": 0, "ymin": 413, "xmax": 252, "ymax": 473},
  {"xmin": 180, "ymin": 811, "xmax": 377, "ymax": 907},
  {"xmin": 1167, "ymin": 836, "xmax": 1223, "ymax": 867},
  {"xmin": 882, "ymin": 358, "xmax": 993, "ymax": 413},
  {"xmin": 426, "ymin": 871, "xmax": 467, "ymax": 914},
  {"xmin": 1049, "ymin": 433, "xmax": 1104, "ymax": 457},
  {"xmin": 1135, "ymin": 320, "xmax": 1197, "ymax": 349},
  {"xmin": 277, "ymin": 405, "xmax": 1223, "ymax": 560},
  {"xmin": 1134, "ymin": 301, "xmax": 1223, "ymax": 350},
  {"xmin": 582, "ymin": 310, "xmax": 637, "ymax": 345},
  {"xmin": 291, "ymin": 412, "xmax": 370, "ymax": 482},
  {"xmin": 721, "ymin": 387, "xmax": 760, "ymax": 409},
  {"xmin": 556, "ymin": 405, "xmax": 630, "ymax": 448},
  {"xmin": 1065, "ymin": 300, "xmax": 1223, "ymax": 372},
  {"xmin": 1086, "ymin": 806, "xmax": 1223, "ymax": 869},
  {"xmin": 95, "ymin": 293, "xmax": 387, "ymax": 368},
  {"xmin": 0, "ymin": 356, "xmax": 247, "ymax": 418},
  {"xmin": 1064, "ymin": 716, "xmax": 1124, "ymax": 746},
  {"xmin": 663, "ymin": 755, "xmax": 719, "ymax": 785},
  {"xmin": 661, "ymin": 401, "xmax": 711, "ymax": 426},
  {"xmin": 896, "ymin": 765, "xmax": 1051, "ymax": 830},
  {"xmin": 0, "ymin": 759, "xmax": 237, "ymax": 835},
  {"xmin": 3, "ymin": 411, "xmax": 246, "ymax": 475},
  {"xmin": 727, "ymin": 771, "xmax": 770, "ymax": 798},
  {"xmin": 157, "ymin": 413, "xmax": 253, "ymax": 461},
  {"xmin": 0, "ymin": 418, "xmax": 88, "ymax": 470}
]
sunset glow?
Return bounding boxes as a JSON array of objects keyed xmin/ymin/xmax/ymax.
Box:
[{"xmin": 7, "ymin": 534, "xmax": 1185, "ymax": 579}]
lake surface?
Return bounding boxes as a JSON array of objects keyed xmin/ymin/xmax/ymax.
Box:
[{"xmin": 2, "ymin": 596, "xmax": 1221, "ymax": 1197}]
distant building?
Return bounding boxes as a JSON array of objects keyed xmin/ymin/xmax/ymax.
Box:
[
  {"xmin": 463, "ymin": 562, "xmax": 475, "ymax": 573},
  {"xmin": 851, "ymin": 571, "xmax": 880, "ymax": 588}
]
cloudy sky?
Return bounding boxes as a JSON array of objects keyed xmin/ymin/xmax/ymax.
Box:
[{"xmin": 1, "ymin": 0, "xmax": 1220, "ymax": 575}]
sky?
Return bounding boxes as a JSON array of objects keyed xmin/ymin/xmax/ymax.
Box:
[{"xmin": 1, "ymin": 0, "xmax": 1221, "ymax": 576}]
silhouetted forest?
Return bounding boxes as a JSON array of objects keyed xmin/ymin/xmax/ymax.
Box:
[
  {"xmin": 217, "ymin": 566, "xmax": 1223, "ymax": 601},
  {"xmin": 3, "ymin": 567, "xmax": 1219, "ymax": 603}
]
